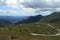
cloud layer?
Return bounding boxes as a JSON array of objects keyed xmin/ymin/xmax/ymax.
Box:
[
  {"xmin": 20, "ymin": 0, "xmax": 60, "ymax": 8},
  {"xmin": 0, "ymin": 0, "xmax": 60, "ymax": 16}
]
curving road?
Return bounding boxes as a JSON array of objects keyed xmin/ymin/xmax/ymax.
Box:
[
  {"xmin": 30, "ymin": 23, "xmax": 60, "ymax": 36},
  {"xmin": 30, "ymin": 33, "xmax": 60, "ymax": 36},
  {"xmin": 47, "ymin": 24, "xmax": 60, "ymax": 32}
]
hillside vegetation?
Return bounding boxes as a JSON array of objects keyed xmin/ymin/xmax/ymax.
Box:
[
  {"xmin": 0, "ymin": 12, "xmax": 60, "ymax": 40},
  {"xmin": 40, "ymin": 12, "xmax": 60, "ymax": 23},
  {"xmin": 0, "ymin": 24, "xmax": 60, "ymax": 40}
]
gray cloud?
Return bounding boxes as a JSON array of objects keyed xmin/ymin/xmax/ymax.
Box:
[
  {"xmin": 34, "ymin": 8, "xmax": 55, "ymax": 16},
  {"xmin": 20, "ymin": 0, "xmax": 60, "ymax": 8},
  {"xmin": 0, "ymin": 0, "xmax": 6, "ymax": 6},
  {"xmin": 35, "ymin": 8, "xmax": 57, "ymax": 13},
  {"xmin": 19, "ymin": 0, "xmax": 60, "ymax": 16},
  {"xmin": 20, "ymin": 0, "xmax": 48, "ymax": 8},
  {"xmin": 0, "ymin": 0, "xmax": 60, "ymax": 16}
]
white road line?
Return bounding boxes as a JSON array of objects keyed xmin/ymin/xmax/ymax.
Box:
[
  {"xmin": 30, "ymin": 33, "xmax": 60, "ymax": 36},
  {"xmin": 47, "ymin": 24, "xmax": 60, "ymax": 32}
]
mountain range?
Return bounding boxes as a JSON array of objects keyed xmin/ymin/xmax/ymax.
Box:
[
  {"xmin": 0, "ymin": 16, "xmax": 29, "ymax": 26},
  {"xmin": 15, "ymin": 15, "xmax": 43, "ymax": 24},
  {"xmin": 0, "ymin": 12, "xmax": 60, "ymax": 26}
]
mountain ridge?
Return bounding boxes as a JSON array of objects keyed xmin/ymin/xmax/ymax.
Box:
[{"xmin": 39, "ymin": 12, "xmax": 60, "ymax": 23}]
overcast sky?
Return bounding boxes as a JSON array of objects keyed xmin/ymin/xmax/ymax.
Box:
[{"xmin": 0, "ymin": 0, "xmax": 60, "ymax": 16}]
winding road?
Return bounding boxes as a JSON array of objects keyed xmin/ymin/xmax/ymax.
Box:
[
  {"xmin": 30, "ymin": 23, "xmax": 60, "ymax": 36},
  {"xmin": 47, "ymin": 24, "xmax": 60, "ymax": 32}
]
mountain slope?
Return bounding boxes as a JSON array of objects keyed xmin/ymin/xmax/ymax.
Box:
[
  {"xmin": 40, "ymin": 12, "xmax": 60, "ymax": 23},
  {"xmin": 15, "ymin": 15, "xmax": 43, "ymax": 24},
  {"xmin": 0, "ymin": 19, "xmax": 12, "ymax": 26}
]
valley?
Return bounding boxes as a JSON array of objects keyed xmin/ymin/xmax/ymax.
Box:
[{"xmin": 0, "ymin": 12, "xmax": 60, "ymax": 40}]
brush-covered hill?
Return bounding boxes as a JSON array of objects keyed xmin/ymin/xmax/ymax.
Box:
[{"xmin": 40, "ymin": 12, "xmax": 60, "ymax": 23}]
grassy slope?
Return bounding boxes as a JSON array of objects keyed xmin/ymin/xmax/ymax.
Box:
[
  {"xmin": 0, "ymin": 23, "xmax": 60, "ymax": 40},
  {"xmin": 40, "ymin": 12, "xmax": 60, "ymax": 23},
  {"xmin": 39, "ymin": 12, "xmax": 60, "ymax": 29}
]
